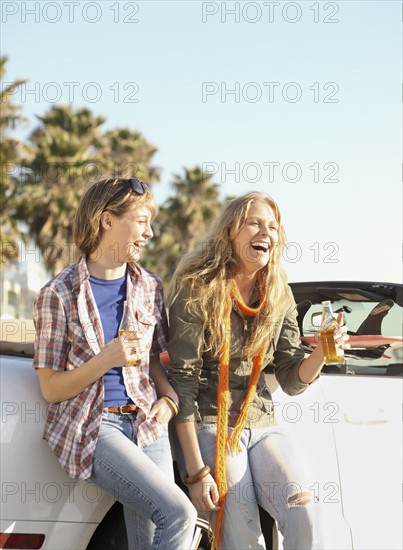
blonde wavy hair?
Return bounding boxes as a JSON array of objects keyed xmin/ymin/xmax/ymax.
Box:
[
  {"xmin": 74, "ymin": 176, "xmax": 156, "ymax": 257},
  {"xmin": 169, "ymin": 192, "xmax": 290, "ymax": 361}
]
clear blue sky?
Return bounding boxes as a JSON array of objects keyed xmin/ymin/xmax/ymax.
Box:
[{"xmin": 2, "ymin": 0, "xmax": 401, "ymax": 283}]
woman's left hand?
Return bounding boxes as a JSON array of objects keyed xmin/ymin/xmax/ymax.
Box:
[{"xmin": 149, "ymin": 398, "xmax": 175, "ymax": 425}]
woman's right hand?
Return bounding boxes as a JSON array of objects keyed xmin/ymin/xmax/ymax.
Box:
[
  {"xmin": 188, "ymin": 473, "xmax": 220, "ymax": 512},
  {"xmin": 98, "ymin": 333, "xmax": 142, "ymax": 370},
  {"xmin": 37, "ymin": 333, "xmax": 142, "ymax": 404}
]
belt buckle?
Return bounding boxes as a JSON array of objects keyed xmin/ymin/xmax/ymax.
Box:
[{"xmin": 118, "ymin": 405, "xmax": 133, "ymax": 415}]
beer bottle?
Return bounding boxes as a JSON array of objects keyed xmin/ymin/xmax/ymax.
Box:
[
  {"xmin": 320, "ymin": 301, "xmax": 344, "ymax": 364},
  {"xmin": 119, "ymin": 300, "xmax": 140, "ymax": 367}
]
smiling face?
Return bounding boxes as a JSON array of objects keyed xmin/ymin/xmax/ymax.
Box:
[
  {"xmin": 103, "ymin": 205, "xmax": 154, "ymax": 265},
  {"xmin": 232, "ymin": 201, "xmax": 279, "ymax": 277}
]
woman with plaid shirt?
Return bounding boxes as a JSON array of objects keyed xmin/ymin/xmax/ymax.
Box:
[{"xmin": 33, "ymin": 177, "xmax": 197, "ymax": 550}]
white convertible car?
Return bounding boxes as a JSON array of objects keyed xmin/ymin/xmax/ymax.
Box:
[{"xmin": 1, "ymin": 281, "xmax": 402, "ymax": 550}]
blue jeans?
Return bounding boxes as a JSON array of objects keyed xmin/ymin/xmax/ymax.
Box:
[
  {"xmin": 90, "ymin": 411, "xmax": 197, "ymax": 550},
  {"xmin": 193, "ymin": 423, "xmax": 324, "ymax": 550}
]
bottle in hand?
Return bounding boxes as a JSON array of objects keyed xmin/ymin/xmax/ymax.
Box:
[
  {"xmin": 119, "ymin": 300, "xmax": 141, "ymax": 367},
  {"xmin": 320, "ymin": 300, "xmax": 344, "ymax": 365}
]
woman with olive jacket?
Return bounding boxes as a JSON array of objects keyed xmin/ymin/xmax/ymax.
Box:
[{"xmin": 167, "ymin": 192, "xmax": 348, "ymax": 550}]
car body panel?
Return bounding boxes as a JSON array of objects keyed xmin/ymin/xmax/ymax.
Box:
[
  {"xmin": 319, "ymin": 375, "xmax": 402, "ymax": 550},
  {"xmin": 0, "ymin": 520, "xmax": 97, "ymax": 550},
  {"xmin": 0, "ymin": 355, "xmax": 114, "ymax": 532}
]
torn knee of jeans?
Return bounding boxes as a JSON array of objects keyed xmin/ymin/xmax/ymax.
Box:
[
  {"xmin": 240, "ymin": 503, "xmax": 254, "ymax": 522},
  {"xmin": 287, "ymin": 491, "xmax": 316, "ymax": 507}
]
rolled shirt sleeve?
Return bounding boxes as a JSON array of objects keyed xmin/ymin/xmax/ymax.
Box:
[
  {"xmin": 272, "ymin": 289, "xmax": 310, "ymax": 396},
  {"xmin": 167, "ymin": 288, "xmax": 205, "ymax": 424},
  {"xmin": 33, "ymin": 285, "xmax": 69, "ymax": 372}
]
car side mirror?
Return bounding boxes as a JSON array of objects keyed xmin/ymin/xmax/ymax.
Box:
[{"xmin": 311, "ymin": 312, "xmax": 322, "ymax": 329}]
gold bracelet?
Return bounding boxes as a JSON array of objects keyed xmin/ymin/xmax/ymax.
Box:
[
  {"xmin": 161, "ymin": 395, "xmax": 179, "ymax": 416},
  {"xmin": 184, "ymin": 465, "xmax": 211, "ymax": 486}
]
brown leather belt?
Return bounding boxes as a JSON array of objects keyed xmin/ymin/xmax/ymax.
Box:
[{"xmin": 107, "ymin": 404, "xmax": 138, "ymax": 415}]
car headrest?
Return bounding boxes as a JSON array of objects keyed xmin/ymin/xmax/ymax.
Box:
[
  {"xmin": 355, "ymin": 299, "xmax": 395, "ymax": 336},
  {"xmin": 296, "ymin": 300, "xmax": 312, "ymax": 337}
]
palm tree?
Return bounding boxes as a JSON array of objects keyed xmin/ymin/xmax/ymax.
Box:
[
  {"xmin": 16, "ymin": 105, "xmax": 106, "ymax": 274},
  {"xmin": 16, "ymin": 106, "xmax": 160, "ymax": 275},
  {"xmin": 0, "ymin": 56, "xmax": 29, "ymax": 264},
  {"xmin": 143, "ymin": 166, "xmax": 221, "ymax": 286},
  {"xmin": 100, "ymin": 127, "xmax": 160, "ymax": 183}
]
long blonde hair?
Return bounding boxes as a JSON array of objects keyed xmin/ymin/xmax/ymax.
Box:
[{"xmin": 169, "ymin": 192, "xmax": 290, "ymax": 360}]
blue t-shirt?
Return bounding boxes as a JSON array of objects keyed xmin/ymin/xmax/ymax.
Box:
[{"xmin": 89, "ymin": 274, "xmax": 133, "ymax": 408}]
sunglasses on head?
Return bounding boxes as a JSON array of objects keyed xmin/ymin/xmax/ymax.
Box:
[{"xmin": 104, "ymin": 178, "xmax": 151, "ymax": 210}]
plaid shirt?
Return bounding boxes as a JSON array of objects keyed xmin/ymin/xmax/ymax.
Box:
[{"xmin": 33, "ymin": 256, "xmax": 168, "ymax": 479}]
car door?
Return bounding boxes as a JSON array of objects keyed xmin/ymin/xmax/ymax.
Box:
[{"xmin": 293, "ymin": 282, "xmax": 402, "ymax": 550}]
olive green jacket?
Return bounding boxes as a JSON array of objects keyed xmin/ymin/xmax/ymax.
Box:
[{"xmin": 167, "ymin": 285, "xmax": 310, "ymax": 428}]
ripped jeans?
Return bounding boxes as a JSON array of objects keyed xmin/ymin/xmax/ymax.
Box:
[{"xmin": 196, "ymin": 423, "xmax": 324, "ymax": 550}]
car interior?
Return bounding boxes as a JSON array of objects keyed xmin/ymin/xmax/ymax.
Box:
[{"xmin": 290, "ymin": 282, "xmax": 403, "ymax": 377}]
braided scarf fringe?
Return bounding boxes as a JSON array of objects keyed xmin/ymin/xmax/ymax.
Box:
[{"xmin": 211, "ymin": 281, "xmax": 267, "ymax": 550}]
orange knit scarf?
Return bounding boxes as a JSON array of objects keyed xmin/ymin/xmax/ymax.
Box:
[{"xmin": 212, "ymin": 280, "xmax": 267, "ymax": 550}]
